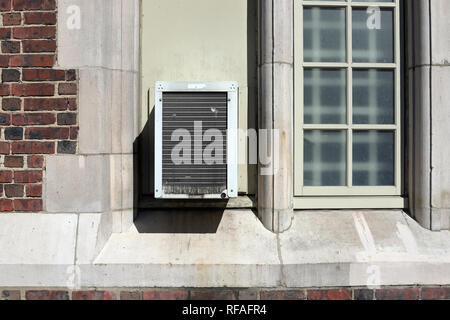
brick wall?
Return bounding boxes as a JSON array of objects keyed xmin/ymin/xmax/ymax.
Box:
[
  {"xmin": 1, "ymin": 286, "xmax": 450, "ymax": 300},
  {"xmin": 0, "ymin": 0, "xmax": 77, "ymax": 212}
]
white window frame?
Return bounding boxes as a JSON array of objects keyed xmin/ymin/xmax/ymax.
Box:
[{"xmin": 294, "ymin": 0, "xmax": 404, "ymax": 209}]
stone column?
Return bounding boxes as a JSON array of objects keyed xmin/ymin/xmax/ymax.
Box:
[
  {"xmin": 408, "ymin": 0, "xmax": 450, "ymax": 230},
  {"xmin": 258, "ymin": 0, "xmax": 294, "ymax": 233}
]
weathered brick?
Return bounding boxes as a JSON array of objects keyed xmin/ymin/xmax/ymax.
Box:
[
  {"xmin": 14, "ymin": 170, "xmax": 42, "ymax": 183},
  {"xmin": 24, "ymin": 12, "xmax": 56, "ymax": 25},
  {"xmin": 9, "ymin": 54, "xmax": 55, "ymax": 67},
  {"xmin": 0, "ymin": 113, "xmax": 11, "ymax": 125},
  {"xmin": 0, "ymin": 84, "xmax": 10, "ymax": 96},
  {"xmin": 2, "ymin": 69, "xmax": 20, "ymax": 82},
  {"xmin": 189, "ymin": 290, "xmax": 236, "ymax": 301},
  {"xmin": 260, "ymin": 290, "xmax": 306, "ymax": 300},
  {"xmin": 0, "ymin": 141, "xmax": 10, "ymax": 154},
  {"xmin": 1, "ymin": 290, "xmax": 21, "ymax": 300},
  {"xmin": 4, "ymin": 155, "xmax": 24, "ymax": 168},
  {"xmin": 2, "ymin": 98, "xmax": 21, "ymax": 111},
  {"xmin": 24, "ymin": 97, "xmax": 76, "ymax": 111},
  {"xmin": 421, "ymin": 287, "xmax": 450, "ymax": 300},
  {"xmin": 12, "ymin": 83, "xmax": 54, "ymax": 96},
  {"xmin": 57, "ymin": 140, "xmax": 76, "ymax": 154},
  {"xmin": 0, "ymin": 0, "xmax": 11, "ymax": 12},
  {"xmin": 66, "ymin": 69, "xmax": 76, "ymax": 81},
  {"xmin": 375, "ymin": 288, "xmax": 420, "ymax": 300},
  {"xmin": 3, "ymin": 13, "xmax": 21, "ymax": 26},
  {"xmin": 1, "ymin": 40, "xmax": 20, "ymax": 53},
  {"xmin": 22, "ymin": 68, "xmax": 65, "ymax": 81},
  {"xmin": 0, "ymin": 170, "xmax": 13, "ymax": 183},
  {"xmin": 0, "ymin": 27, "xmax": 11, "ymax": 40},
  {"xmin": 26, "ymin": 183, "xmax": 42, "ymax": 197},
  {"xmin": 72, "ymin": 291, "xmax": 117, "ymax": 301},
  {"xmin": 143, "ymin": 290, "xmax": 189, "ymax": 300},
  {"xmin": 14, "ymin": 199, "xmax": 43, "ymax": 211},
  {"xmin": 0, "ymin": 55, "xmax": 9, "ymax": 67},
  {"xmin": 12, "ymin": 141, "xmax": 55, "ymax": 154},
  {"xmin": 12, "ymin": 113, "xmax": 56, "ymax": 125},
  {"xmin": 70, "ymin": 126, "xmax": 78, "ymax": 140},
  {"xmin": 25, "ymin": 290, "xmax": 68, "ymax": 300},
  {"xmin": 13, "ymin": 0, "xmax": 56, "ymax": 11},
  {"xmin": 27, "ymin": 155, "xmax": 43, "ymax": 168},
  {"xmin": 0, "ymin": 199, "xmax": 13, "ymax": 211},
  {"xmin": 4, "ymin": 127, "xmax": 23, "ymax": 140},
  {"xmin": 58, "ymin": 83, "xmax": 77, "ymax": 95},
  {"xmin": 5, "ymin": 184, "xmax": 24, "ymax": 198},
  {"xmin": 57, "ymin": 113, "xmax": 76, "ymax": 125},
  {"xmin": 13, "ymin": 26, "xmax": 56, "ymax": 39},
  {"xmin": 120, "ymin": 291, "xmax": 141, "ymax": 300},
  {"xmin": 22, "ymin": 39, "xmax": 56, "ymax": 52},
  {"xmin": 238, "ymin": 290, "xmax": 259, "ymax": 300},
  {"xmin": 25, "ymin": 127, "xmax": 69, "ymax": 140},
  {"xmin": 307, "ymin": 289, "xmax": 352, "ymax": 301}
]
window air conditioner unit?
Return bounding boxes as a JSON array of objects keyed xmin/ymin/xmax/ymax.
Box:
[{"xmin": 154, "ymin": 82, "xmax": 238, "ymax": 199}]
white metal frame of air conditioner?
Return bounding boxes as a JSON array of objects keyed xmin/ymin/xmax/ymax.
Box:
[{"xmin": 154, "ymin": 81, "xmax": 239, "ymax": 199}]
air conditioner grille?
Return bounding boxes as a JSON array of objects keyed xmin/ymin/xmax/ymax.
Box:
[{"xmin": 162, "ymin": 92, "xmax": 228, "ymax": 195}]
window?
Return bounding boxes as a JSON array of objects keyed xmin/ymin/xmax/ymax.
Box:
[{"xmin": 294, "ymin": 0, "xmax": 404, "ymax": 209}]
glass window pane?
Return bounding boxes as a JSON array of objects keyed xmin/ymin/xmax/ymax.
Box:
[
  {"xmin": 353, "ymin": 69, "xmax": 394, "ymax": 124},
  {"xmin": 304, "ymin": 69, "xmax": 347, "ymax": 124},
  {"xmin": 353, "ymin": 131, "xmax": 395, "ymax": 186},
  {"xmin": 304, "ymin": 131, "xmax": 347, "ymax": 186},
  {"xmin": 304, "ymin": 7, "xmax": 346, "ymax": 62},
  {"xmin": 352, "ymin": 8, "xmax": 394, "ymax": 63}
]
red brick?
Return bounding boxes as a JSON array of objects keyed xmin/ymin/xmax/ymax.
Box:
[
  {"xmin": 24, "ymin": 98, "xmax": 76, "ymax": 111},
  {"xmin": 4, "ymin": 184, "xmax": 24, "ymax": 198},
  {"xmin": 72, "ymin": 291, "xmax": 117, "ymax": 301},
  {"xmin": 22, "ymin": 39, "xmax": 55, "ymax": 52},
  {"xmin": 26, "ymin": 183, "xmax": 42, "ymax": 197},
  {"xmin": 25, "ymin": 127, "xmax": 69, "ymax": 139},
  {"xmin": 12, "ymin": 141, "xmax": 55, "ymax": 154},
  {"xmin": 14, "ymin": 199, "xmax": 42, "ymax": 211},
  {"xmin": 66, "ymin": 69, "xmax": 76, "ymax": 81},
  {"xmin": 3, "ymin": 13, "xmax": 21, "ymax": 26},
  {"xmin": 27, "ymin": 155, "xmax": 43, "ymax": 168},
  {"xmin": 0, "ymin": 0, "xmax": 11, "ymax": 12},
  {"xmin": 0, "ymin": 113, "xmax": 11, "ymax": 125},
  {"xmin": 2, "ymin": 98, "xmax": 21, "ymax": 111},
  {"xmin": 0, "ymin": 141, "xmax": 10, "ymax": 154},
  {"xmin": 189, "ymin": 290, "xmax": 236, "ymax": 300},
  {"xmin": 13, "ymin": 0, "xmax": 56, "ymax": 11},
  {"xmin": 25, "ymin": 291, "xmax": 68, "ymax": 300},
  {"xmin": 9, "ymin": 54, "xmax": 55, "ymax": 67},
  {"xmin": 1, "ymin": 290, "xmax": 21, "ymax": 300},
  {"xmin": 143, "ymin": 290, "xmax": 189, "ymax": 300},
  {"xmin": 70, "ymin": 126, "xmax": 79, "ymax": 140},
  {"xmin": 14, "ymin": 170, "xmax": 42, "ymax": 183},
  {"xmin": 0, "ymin": 199, "xmax": 13, "ymax": 212},
  {"xmin": 307, "ymin": 289, "xmax": 352, "ymax": 301},
  {"xmin": 120, "ymin": 291, "xmax": 141, "ymax": 300},
  {"xmin": 1, "ymin": 40, "xmax": 20, "ymax": 53},
  {"xmin": 12, "ymin": 113, "xmax": 56, "ymax": 125},
  {"xmin": 13, "ymin": 26, "xmax": 55, "ymax": 39},
  {"xmin": 57, "ymin": 113, "xmax": 76, "ymax": 125},
  {"xmin": 0, "ymin": 84, "xmax": 10, "ymax": 96},
  {"xmin": 22, "ymin": 68, "xmax": 65, "ymax": 81},
  {"xmin": 0, "ymin": 170, "xmax": 13, "ymax": 183},
  {"xmin": 260, "ymin": 290, "xmax": 306, "ymax": 300},
  {"xmin": 421, "ymin": 287, "xmax": 450, "ymax": 300},
  {"xmin": 4, "ymin": 156, "xmax": 24, "ymax": 168},
  {"xmin": 12, "ymin": 83, "xmax": 54, "ymax": 96},
  {"xmin": 0, "ymin": 27, "xmax": 11, "ymax": 40},
  {"xmin": 0, "ymin": 55, "xmax": 9, "ymax": 67},
  {"xmin": 24, "ymin": 11, "xmax": 56, "ymax": 25},
  {"xmin": 58, "ymin": 83, "xmax": 77, "ymax": 95},
  {"xmin": 375, "ymin": 288, "xmax": 420, "ymax": 300}
]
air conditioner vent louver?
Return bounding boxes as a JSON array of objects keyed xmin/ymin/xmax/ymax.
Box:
[
  {"xmin": 155, "ymin": 82, "xmax": 238, "ymax": 199},
  {"xmin": 162, "ymin": 92, "xmax": 228, "ymax": 195}
]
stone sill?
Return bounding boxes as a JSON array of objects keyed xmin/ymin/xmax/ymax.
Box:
[{"xmin": 0, "ymin": 210, "xmax": 450, "ymax": 288}]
